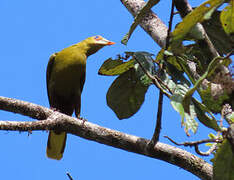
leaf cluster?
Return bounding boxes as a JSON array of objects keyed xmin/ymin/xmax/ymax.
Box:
[{"xmin": 99, "ymin": 0, "xmax": 234, "ymax": 179}]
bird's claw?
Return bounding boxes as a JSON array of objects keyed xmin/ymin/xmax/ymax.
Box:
[
  {"xmin": 77, "ymin": 116, "xmax": 87, "ymax": 126},
  {"xmin": 50, "ymin": 107, "xmax": 60, "ymax": 112}
]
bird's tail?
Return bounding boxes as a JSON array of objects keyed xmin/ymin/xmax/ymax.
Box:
[{"xmin": 46, "ymin": 131, "xmax": 67, "ymax": 160}]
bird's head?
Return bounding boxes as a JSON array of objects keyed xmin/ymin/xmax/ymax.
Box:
[
  {"xmin": 88, "ymin": 35, "xmax": 115, "ymax": 46},
  {"xmin": 82, "ymin": 35, "xmax": 115, "ymax": 56}
]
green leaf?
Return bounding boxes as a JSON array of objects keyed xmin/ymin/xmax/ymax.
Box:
[
  {"xmin": 182, "ymin": 55, "xmax": 229, "ymax": 114},
  {"xmin": 202, "ymin": 10, "xmax": 234, "ymax": 55},
  {"xmin": 184, "ymin": 103, "xmax": 198, "ymax": 135},
  {"xmin": 170, "ymin": 93, "xmax": 198, "ymax": 136},
  {"xmin": 157, "ymin": 63, "xmax": 199, "ymax": 135},
  {"xmin": 208, "ymin": 133, "xmax": 217, "ymax": 139},
  {"xmin": 200, "ymin": 85, "xmax": 230, "ymax": 113},
  {"xmin": 156, "ymin": 49, "xmax": 183, "ymax": 71},
  {"xmin": 98, "ymin": 58, "xmax": 135, "ymax": 76},
  {"xmin": 171, "ymin": 94, "xmax": 185, "ymax": 121},
  {"xmin": 133, "ymin": 51, "xmax": 156, "ymax": 86},
  {"xmin": 206, "ymin": 133, "xmax": 218, "ymax": 147},
  {"xmin": 133, "ymin": 52, "xmax": 155, "ymax": 74},
  {"xmin": 121, "ymin": 0, "xmax": 160, "ymax": 45},
  {"xmin": 107, "ymin": 68, "xmax": 149, "ymax": 119},
  {"xmin": 166, "ymin": 55, "xmax": 183, "ymax": 72},
  {"xmin": 213, "ymin": 140, "xmax": 234, "ymax": 180},
  {"xmin": 192, "ymin": 98, "xmax": 221, "ymax": 131},
  {"xmin": 220, "ymin": 1, "xmax": 234, "ymax": 35},
  {"xmin": 103, "ymin": 51, "xmax": 157, "ymax": 119},
  {"xmin": 158, "ymin": 69, "xmax": 178, "ymax": 93},
  {"xmin": 171, "ymin": 0, "xmax": 225, "ymax": 52},
  {"xmin": 156, "ymin": 53, "xmax": 191, "ymax": 93}
]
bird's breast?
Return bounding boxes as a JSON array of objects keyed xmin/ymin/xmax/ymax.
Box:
[{"xmin": 50, "ymin": 58, "xmax": 86, "ymax": 96}]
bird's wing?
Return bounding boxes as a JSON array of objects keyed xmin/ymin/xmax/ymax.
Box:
[
  {"xmin": 80, "ymin": 71, "xmax": 86, "ymax": 93},
  {"xmin": 46, "ymin": 53, "xmax": 57, "ymax": 106},
  {"xmin": 74, "ymin": 70, "xmax": 86, "ymax": 118}
]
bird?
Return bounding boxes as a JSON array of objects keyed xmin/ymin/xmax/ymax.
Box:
[{"xmin": 46, "ymin": 35, "xmax": 115, "ymax": 160}]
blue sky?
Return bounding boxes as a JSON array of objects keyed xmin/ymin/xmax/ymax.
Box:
[{"xmin": 0, "ymin": 0, "xmax": 225, "ymax": 179}]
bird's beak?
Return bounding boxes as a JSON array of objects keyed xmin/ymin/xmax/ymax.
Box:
[
  {"xmin": 96, "ymin": 37, "xmax": 115, "ymax": 46},
  {"xmin": 106, "ymin": 41, "xmax": 115, "ymax": 45}
]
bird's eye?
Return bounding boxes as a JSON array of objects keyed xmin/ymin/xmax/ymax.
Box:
[{"xmin": 94, "ymin": 35, "xmax": 102, "ymax": 40}]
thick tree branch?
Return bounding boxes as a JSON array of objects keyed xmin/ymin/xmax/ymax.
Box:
[
  {"xmin": 120, "ymin": 0, "xmax": 168, "ymax": 48},
  {"xmin": 0, "ymin": 96, "xmax": 212, "ymax": 180},
  {"xmin": 0, "ymin": 96, "xmax": 52, "ymax": 120},
  {"xmin": 121, "ymin": 0, "xmax": 230, "ymax": 77}
]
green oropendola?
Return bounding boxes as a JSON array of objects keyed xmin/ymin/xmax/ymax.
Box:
[{"xmin": 46, "ymin": 35, "xmax": 115, "ymax": 160}]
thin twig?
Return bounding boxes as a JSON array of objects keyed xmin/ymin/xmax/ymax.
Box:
[
  {"xmin": 149, "ymin": 0, "xmax": 175, "ymax": 147},
  {"xmin": 66, "ymin": 172, "xmax": 74, "ymax": 180},
  {"xmin": 195, "ymin": 143, "xmax": 217, "ymax": 156},
  {"xmin": 149, "ymin": 90, "xmax": 163, "ymax": 146},
  {"xmin": 164, "ymin": 136, "xmax": 222, "ymax": 146},
  {"xmin": 164, "ymin": 136, "xmax": 222, "ymax": 156},
  {"xmin": 133, "ymin": 54, "xmax": 172, "ymax": 97},
  {"xmin": 165, "ymin": 0, "xmax": 175, "ymax": 50},
  {"xmin": 152, "ymin": 74, "xmax": 173, "ymax": 95}
]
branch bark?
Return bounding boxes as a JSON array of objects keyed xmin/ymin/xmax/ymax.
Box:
[
  {"xmin": 121, "ymin": 0, "xmax": 230, "ymax": 76},
  {"xmin": 120, "ymin": 0, "xmax": 168, "ymax": 48},
  {"xmin": 0, "ymin": 1, "xmax": 221, "ymax": 179},
  {"xmin": 174, "ymin": 0, "xmax": 219, "ymax": 60},
  {"xmin": 0, "ymin": 96, "xmax": 212, "ymax": 179}
]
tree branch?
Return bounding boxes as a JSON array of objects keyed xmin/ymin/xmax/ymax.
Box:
[
  {"xmin": 121, "ymin": 0, "xmax": 231, "ymax": 80},
  {"xmin": 0, "ymin": 96, "xmax": 212, "ymax": 180},
  {"xmin": 120, "ymin": 0, "xmax": 168, "ymax": 48},
  {"xmin": 174, "ymin": 0, "xmax": 231, "ymax": 81},
  {"xmin": 174, "ymin": 0, "xmax": 219, "ymax": 61},
  {"xmin": 66, "ymin": 172, "xmax": 74, "ymax": 180},
  {"xmin": 0, "ymin": 96, "xmax": 51, "ymax": 120},
  {"xmin": 164, "ymin": 135, "xmax": 221, "ymax": 156},
  {"xmin": 150, "ymin": 90, "xmax": 163, "ymax": 145}
]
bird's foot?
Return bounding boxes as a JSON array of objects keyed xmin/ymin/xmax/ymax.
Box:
[
  {"xmin": 50, "ymin": 107, "xmax": 60, "ymax": 112},
  {"xmin": 77, "ymin": 116, "xmax": 87, "ymax": 126}
]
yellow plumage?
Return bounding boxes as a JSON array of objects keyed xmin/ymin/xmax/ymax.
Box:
[{"xmin": 46, "ymin": 35, "xmax": 114, "ymax": 160}]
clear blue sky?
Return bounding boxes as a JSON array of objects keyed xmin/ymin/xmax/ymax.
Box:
[{"xmin": 0, "ymin": 0, "xmax": 220, "ymax": 179}]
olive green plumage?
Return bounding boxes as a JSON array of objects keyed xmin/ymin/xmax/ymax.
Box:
[{"xmin": 46, "ymin": 35, "xmax": 114, "ymax": 160}]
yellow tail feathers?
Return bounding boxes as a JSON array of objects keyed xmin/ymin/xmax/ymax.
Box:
[{"xmin": 46, "ymin": 131, "xmax": 67, "ymax": 160}]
